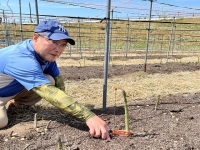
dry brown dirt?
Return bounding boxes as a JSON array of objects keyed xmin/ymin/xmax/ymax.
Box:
[{"xmin": 1, "ymin": 54, "xmax": 200, "ymax": 150}]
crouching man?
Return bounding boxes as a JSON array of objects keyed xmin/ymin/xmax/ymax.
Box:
[{"xmin": 0, "ymin": 20, "xmax": 110, "ymax": 140}]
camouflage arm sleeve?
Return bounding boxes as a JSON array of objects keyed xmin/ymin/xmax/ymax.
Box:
[
  {"xmin": 54, "ymin": 75, "xmax": 65, "ymax": 92},
  {"xmin": 32, "ymin": 84, "xmax": 95, "ymax": 121}
]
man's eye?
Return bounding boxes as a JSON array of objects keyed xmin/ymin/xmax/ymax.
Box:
[
  {"xmin": 52, "ymin": 40, "xmax": 57, "ymax": 44},
  {"xmin": 61, "ymin": 44, "xmax": 67, "ymax": 47}
]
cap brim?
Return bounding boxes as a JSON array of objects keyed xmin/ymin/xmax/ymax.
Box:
[{"xmin": 44, "ymin": 32, "xmax": 75, "ymax": 45}]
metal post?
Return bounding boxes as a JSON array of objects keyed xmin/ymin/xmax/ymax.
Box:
[
  {"xmin": 150, "ymin": 28, "xmax": 157, "ymax": 56},
  {"xmin": 193, "ymin": 39, "xmax": 197, "ymax": 55},
  {"xmin": 134, "ymin": 35, "xmax": 136, "ymax": 51},
  {"xmin": 2, "ymin": 9, "xmax": 5, "ymax": 23},
  {"xmin": 68, "ymin": 21, "xmax": 72, "ymax": 57},
  {"xmin": 144, "ymin": 0, "xmax": 155, "ymax": 72},
  {"xmin": 35, "ymin": 0, "xmax": 39, "ymax": 24},
  {"xmin": 19, "ymin": 0, "xmax": 23, "ymax": 41},
  {"xmin": 171, "ymin": 24, "xmax": 176, "ymax": 55},
  {"xmin": 109, "ymin": 9, "xmax": 114, "ymax": 62},
  {"xmin": 126, "ymin": 18, "xmax": 130, "ymax": 57},
  {"xmin": 103, "ymin": 0, "xmax": 111, "ymax": 111},
  {"xmin": 159, "ymin": 34, "xmax": 164, "ymax": 57},
  {"xmin": 5, "ymin": 17, "xmax": 9, "ymax": 46},
  {"xmin": 179, "ymin": 35, "xmax": 182, "ymax": 53},
  {"xmin": 98, "ymin": 32, "xmax": 101, "ymax": 51},
  {"xmin": 77, "ymin": 18, "xmax": 82, "ymax": 58},
  {"xmin": 29, "ymin": 2, "xmax": 33, "ymax": 23},
  {"xmin": 166, "ymin": 16, "xmax": 175, "ymax": 62}
]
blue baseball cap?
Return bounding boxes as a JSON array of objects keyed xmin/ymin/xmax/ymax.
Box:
[{"xmin": 34, "ymin": 20, "xmax": 75, "ymax": 45}]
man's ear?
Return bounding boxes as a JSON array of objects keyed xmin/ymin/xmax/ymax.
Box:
[{"xmin": 32, "ymin": 33, "xmax": 40, "ymax": 41}]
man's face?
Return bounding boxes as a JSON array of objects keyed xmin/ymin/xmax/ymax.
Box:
[{"xmin": 33, "ymin": 33, "xmax": 68, "ymax": 62}]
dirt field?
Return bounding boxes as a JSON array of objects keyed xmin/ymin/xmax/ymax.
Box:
[{"xmin": 1, "ymin": 52, "xmax": 200, "ymax": 149}]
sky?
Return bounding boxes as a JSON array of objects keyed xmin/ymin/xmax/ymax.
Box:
[{"xmin": 0, "ymin": 0, "xmax": 200, "ymax": 22}]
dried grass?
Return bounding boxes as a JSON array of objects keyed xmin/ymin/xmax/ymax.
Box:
[
  {"xmin": 63, "ymin": 70, "xmax": 200, "ymax": 108},
  {"xmin": 57, "ymin": 51, "xmax": 200, "ymax": 67},
  {"xmin": 54, "ymin": 51, "xmax": 200, "ymax": 109}
]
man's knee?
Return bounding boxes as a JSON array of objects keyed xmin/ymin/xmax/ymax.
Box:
[
  {"xmin": 0, "ymin": 118, "xmax": 8, "ymax": 129},
  {"xmin": 0, "ymin": 107, "xmax": 8, "ymax": 129}
]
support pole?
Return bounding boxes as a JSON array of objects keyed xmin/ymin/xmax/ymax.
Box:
[
  {"xmin": 29, "ymin": 2, "xmax": 33, "ymax": 23},
  {"xmin": 166, "ymin": 16, "xmax": 175, "ymax": 62},
  {"xmin": 144, "ymin": 0, "xmax": 155, "ymax": 72},
  {"xmin": 103, "ymin": 0, "xmax": 111, "ymax": 111},
  {"xmin": 35, "ymin": 0, "xmax": 39, "ymax": 24},
  {"xmin": 19, "ymin": 0, "xmax": 23, "ymax": 41}
]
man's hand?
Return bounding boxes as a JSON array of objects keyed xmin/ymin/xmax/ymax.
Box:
[{"xmin": 86, "ymin": 115, "xmax": 111, "ymax": 140}]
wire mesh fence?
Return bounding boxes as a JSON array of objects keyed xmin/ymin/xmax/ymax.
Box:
[
  {"xmin": 0, "ymin": 15, "xmax": 200, "ymax": 55},
  {"xmin": 1, "ymin": 14, "xmax": 200, "ymax": 109}
]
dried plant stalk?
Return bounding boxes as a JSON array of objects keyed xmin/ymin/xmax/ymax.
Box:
[
  {"xmin": 155, "ymin": 95, "xmax": 160, "ymax": 111},
  {"xmin": 57, "ymin": 136, "xmax": 63, "ymax": 150},
  {"xmin": 34, "ymin": 113, "xmax": 37, "ymax": 128},
  {"xmin": 46, "ymin": 120, "xmax": 52, "ymax": 129},
  {"xmin": 23, "ymin": 144, "xmax": 31, "ymax": 150}
]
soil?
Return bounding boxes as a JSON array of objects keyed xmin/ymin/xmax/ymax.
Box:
[{"xmin": 1, "ymin": 55, "xmax": 200, "ymax": 150}]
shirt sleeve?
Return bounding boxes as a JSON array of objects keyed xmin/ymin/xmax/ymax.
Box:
[
  {"xmin": 3, "ymin": 56, "xmax": 51, "ymax": 91},
  {"xmin": 44, "ymin": 62, "xmax": 60, "ymax": 77}
]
